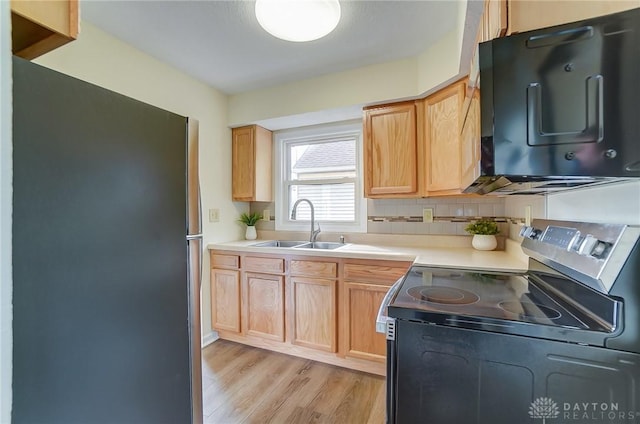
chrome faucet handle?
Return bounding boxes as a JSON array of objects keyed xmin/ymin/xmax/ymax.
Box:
[
  {"xmin": 311, "ymin": 222, "xmax": 321, "ymax": 243},
  {"xmin": 339, "ymin": 235, "xmax": 345, "ymax": 244}
]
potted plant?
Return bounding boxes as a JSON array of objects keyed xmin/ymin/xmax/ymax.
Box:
[
  {"xmin": 238, "ymin": 212, "xmax": 262, "ymax": 240},
  {"xmin": 465, "ymin": 219, "xmax": 499, "ymax": 251}
]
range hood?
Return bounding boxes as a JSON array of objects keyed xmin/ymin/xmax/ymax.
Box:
[{"xmin": 464, "ymin": 7, "xmax": 640, "ymax": 195}]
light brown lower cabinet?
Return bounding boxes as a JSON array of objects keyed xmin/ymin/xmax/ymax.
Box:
[
  {"xmin": 245, "ymin": 273, "xmax": 285, "ymax": 342},
  {"xmin": 209, "ymin": 249, "xmax": 411, "ymax": 375},
  {"xmin": 342, "ymin": 261, "xmax": 411, "ymax": 362},
  {"xmin": 344, "ymin": 282, "xmax": 389, "ymax": 361},
  {"xmin": 211, "ymin": 268, "xmax": 241, "ymax": 333},
  {"xmin": 291, "ymin": 276, "xmax": 337, "ymax": 352}
]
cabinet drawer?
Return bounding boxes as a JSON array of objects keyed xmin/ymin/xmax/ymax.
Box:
[
  {"xmin": 211, "ymin": 254, "xmax": 239, "ymax": 269},
  {"xmin": 344, "ymin": 263, "xmax": 409, "ymax": 284},
  {"xmin": 244, "ymin": 256, "xmax": 285, "ymax": 273},
  {"xmin": 290, "ymin": 260, "xmax": 337, "ymax": 279}
]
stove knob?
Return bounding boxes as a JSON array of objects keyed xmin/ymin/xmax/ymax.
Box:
[
  {"xmin": 578, "ymin": 235, "xmax": 606, "ymax": 257},
  {"xmin": 592, "ymin": 241, "xmax": 609, "ymax": 258},
  {"xmin": 519, "ymin": 226, "xmax": 541, "ymax": 240}
]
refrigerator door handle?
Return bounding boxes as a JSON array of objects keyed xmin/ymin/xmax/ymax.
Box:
[{"xmin": 186, "ymin": 234, "xmax": 203, "ymax": 240}]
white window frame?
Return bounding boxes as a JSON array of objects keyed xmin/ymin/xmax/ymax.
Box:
[{"xmin": 274, "ymin": 120, "xmax": 366, "ymax": 233}]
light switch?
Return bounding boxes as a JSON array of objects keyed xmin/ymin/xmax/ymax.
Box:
[
  {"xmin": 263, "ymin": 209, "xmax": 270, "ymax": 221},
  {"xmin": 209, "ymin": 208, "xmax": 220, "ymax": 222}
]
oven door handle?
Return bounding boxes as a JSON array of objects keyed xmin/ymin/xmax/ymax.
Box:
[{"xmin": 376, "ymin": 277, "xmax": 404, "ymax": 334}]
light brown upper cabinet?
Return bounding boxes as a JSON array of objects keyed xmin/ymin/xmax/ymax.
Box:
[
  {"xmin": 11, "ymin": 0, "xmax": 79, "ymax": 60},
  {"xmin": 231, "ymin": 125, "xmax": 273, "ymax": 202},
  {"xmin": 363, "ymin": 102, "xmax": 419, "ymax": 198},
  {"xmin": 460, "ymin": 90, "xmax": 481, "ymax": 191},
  {"xmin": 419, "ymin": 81, "xmax": 466, "ymax": 196},
  {"xmin": 507, "ymin": 0, "xmax": 640, "ymax": 35},
  {"xmin": 363, "ymin": 80, "xmax": 468, "ymax": 199},
  {"xmin": 463, "ymin": 0, "xmax": 507, "ymax": 121},
  {"xmin": 481, "ymin": 0, "xmax": 508, "ymax": 42}
]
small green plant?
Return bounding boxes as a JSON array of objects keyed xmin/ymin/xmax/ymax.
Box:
[
  {"xmin": 238, "ymin": 212, "xmax": 262, "ymax": 226},
  {"xmin": 465, "ymin": 219, "xmax": 499, "ymax": 235}
]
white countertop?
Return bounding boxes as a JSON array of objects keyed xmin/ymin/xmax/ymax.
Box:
[{"xmin": 207, "ymin": 240, "xmax": 529, "ymax": 272}]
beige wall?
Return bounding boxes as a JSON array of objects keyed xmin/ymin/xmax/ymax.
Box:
[
  {"xmin": 504, "ymin": 181, "xmax": 640, "ymax": 227},
  {"xmin": 1, "ymin": 1, "xmax": 13, "ymax": 420},
  {"xmin": 546, "ymin": 181, "xmax": 640, "ymax": 225},
  {"xmin": 228, "ymin": 29, "xmax": 463, "ymax": 129},
  {"xmin": 228, "ymin": 56, "xmax": 420, "ymax": 128},
  {"xmin": 34, "ymin": 22, "xmax": 241, "ymax": 339}
]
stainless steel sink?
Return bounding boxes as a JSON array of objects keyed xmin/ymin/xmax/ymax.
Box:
[
  {"xmin": 251, "ymin": 240, "xmax": 307, "ymax": 248},
  {"xmin": 294, "ymin": 242, "xmax": 345, "ymax": 250}
]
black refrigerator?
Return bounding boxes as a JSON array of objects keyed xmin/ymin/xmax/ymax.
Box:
[{"xmin": 12, "ymin": 57, "xmax": 203, "ymax": 423}]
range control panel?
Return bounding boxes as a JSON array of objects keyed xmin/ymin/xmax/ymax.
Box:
[
  {"xmin": 521, "ymin": 219, "xmax": 640, "ymax": 294},
  {"xmin": 520, "ymin": 224, "xmax": 611, "ymax": 259}
]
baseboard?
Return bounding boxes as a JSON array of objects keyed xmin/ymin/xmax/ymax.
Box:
[{"xmin": 202, "ymin": 331, "xmax": 219, "ymax": 348}]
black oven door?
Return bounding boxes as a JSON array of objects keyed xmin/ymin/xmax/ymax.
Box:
[{"xmin": 389, "ymin": 319, "xmax": 640, "ymax": 424}]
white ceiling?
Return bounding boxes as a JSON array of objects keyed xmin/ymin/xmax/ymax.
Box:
[{"xmin": 81, "ymin": 0, "xmax": 463, "ymax": 95}]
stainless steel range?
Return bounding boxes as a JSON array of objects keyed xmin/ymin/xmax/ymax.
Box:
[{"xmin": 378, "ymin": 219, "xmax": 640, "ymax": 424}]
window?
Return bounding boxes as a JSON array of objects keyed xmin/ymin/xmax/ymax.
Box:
[{"xmin": 275, "ymin": 121, "xmax": 366, "ymax": 232}]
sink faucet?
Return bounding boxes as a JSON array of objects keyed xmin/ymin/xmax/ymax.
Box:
[{"xmin": 290, "ymin": 198, "xmax": 321, "ymax": 243}]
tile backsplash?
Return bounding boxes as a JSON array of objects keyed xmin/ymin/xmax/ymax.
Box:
[
  {"xmin": 247, "ymin": 185, "xmax": 636, "ymax": 245},
  {"xmin": 250, "ymin": 197, "xmax": 511, "ymax": 236},
  {"xmin": 366, "ymin": 198, "xmax": 508, "ymax": 235}
]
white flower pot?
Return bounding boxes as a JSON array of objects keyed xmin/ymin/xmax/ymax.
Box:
[
  {"xmin": 472, "ymin": 234, "xmax": 497, "ymax": 251},
  {"xmin": 245, "ymin": 226, "xmax": 257, "ymax": 240}
]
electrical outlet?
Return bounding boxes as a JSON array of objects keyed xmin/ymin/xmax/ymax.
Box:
[
  {"xmin": 525, "ymin": 205, "xmax": 532, "ymax": 226},
  {"xmin": 423, "ymin": 208, "xmax": 434, "ymax": 223},
  {"xmin": 209, "ymin": 208, "xmax": 220, "ymax": 222},
  {"xmin": 263, "ymin": 209, "xmax": 270, "ymax": 221}
]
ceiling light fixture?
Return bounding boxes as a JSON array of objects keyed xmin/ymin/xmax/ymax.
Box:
[{"xmin": 255, "ymin": 0, "xmax": 341, "ymax": 42}]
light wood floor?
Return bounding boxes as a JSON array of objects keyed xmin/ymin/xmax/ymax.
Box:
[{"xmin": 202, "ymin": 340, "xmax": 386, "ymax": 424}]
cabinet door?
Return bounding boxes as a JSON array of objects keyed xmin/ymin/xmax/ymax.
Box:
[
  {"xmin": 11, "ymin": 0, "xmax": 79, "ymax": 60},
  {"xmin": 211, "ymin": 268, "xmax": 241, "ymax": 333},
  {"xmin": 424, "ymin": 82, "xmax": 464, "ymax": 194},
  {"xmin": 245, "ymin": 273, "xmax": 285, "ymax": 342},
  {"xmin": 291, "ymin": 277, "xmax": 337, "ymax": 352},
  {"xmin": 460, "ymin": 91, "xmax": 481, "ymax": 190},
  {"xmin": 484, "ymin": 0, "xmax": 508, "ymax": 41},
  {"xmin": 231, "ymin": 127, "xmax": 255, "ymax": 201},
  {"xmin": 231, "ymin": 125, "xmax": 272, "ymax": 202},
  {"xmin": 364, "ymin": 102, "xmax": 418, "ymax": 197},
  {"xmin": 507, "ymin": 0, "xmax": 638, "ymax": 35},
  {"xmin": 344, "ymin": 282, "xmax": 389, "ymax": 362}
]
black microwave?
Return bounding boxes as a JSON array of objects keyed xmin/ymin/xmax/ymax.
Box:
[{"xmin": 465, "ymin": 7, "xmax": 640, "ymax": 195}]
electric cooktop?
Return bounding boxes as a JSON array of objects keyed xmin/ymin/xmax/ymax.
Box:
[{"xmin": 388, "ymin": 265, "xmax": 621, "ymax": 345}]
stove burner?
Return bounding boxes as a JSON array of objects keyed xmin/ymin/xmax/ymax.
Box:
[
  {"xmin": 407, "ymin": 286, "xmax": 480, "ymax": 305},
  {"xmin": 499, "ymin": 301, "xmax": 562, "ymax": 320}
]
